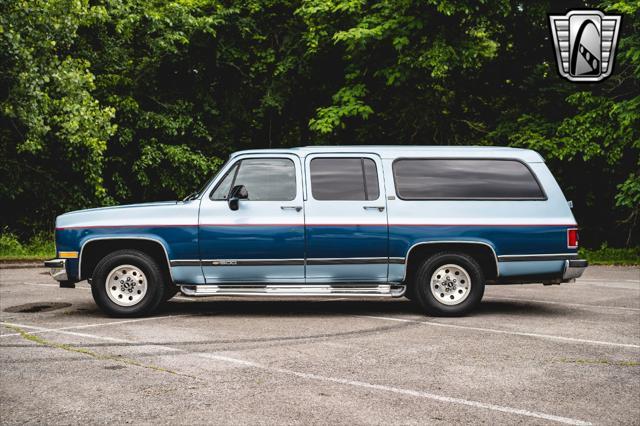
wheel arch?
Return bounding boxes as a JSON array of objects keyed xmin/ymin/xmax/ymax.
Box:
[
  {"xmin": 79, "ymin": 237, "xmax": 173, "ymax": 281},
  {"xmin": 403, "ymin": 241, "xmax": 499, "ymax": 284}
]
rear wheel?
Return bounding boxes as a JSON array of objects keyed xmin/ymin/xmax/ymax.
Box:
[
  {"xmin": 413, "ymin": 252, "xmax": 484, "ymax": 316},
  {"xmin": 91, "ymin": 249, "xmax": 166, "ymax": 317}
]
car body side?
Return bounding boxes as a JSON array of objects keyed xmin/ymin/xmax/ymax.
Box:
[{"xmin": 50, "ymin": 146, "xmax": 584, "ymax": 289}]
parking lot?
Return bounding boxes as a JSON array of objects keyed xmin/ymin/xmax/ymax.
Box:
[{"xmin": 0, "ymin": 266, "xmax": 638, "ymax": 425}]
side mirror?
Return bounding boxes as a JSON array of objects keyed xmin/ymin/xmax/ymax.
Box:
[{"xmin": 228, "ymin": 185, "xmax": 248, "ymax": 211}]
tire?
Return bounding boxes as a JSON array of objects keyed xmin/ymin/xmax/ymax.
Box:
[
  {"xmin": 91, "ymin": 249, "xmax": 167, "ymax": 317},
  {"xmin": 413, "ymin": 252, "xmax": 485, "ymax": 316}
]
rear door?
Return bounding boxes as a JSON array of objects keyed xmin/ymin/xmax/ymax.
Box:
[{"xmin": 304, "ymin": 154, "xmax": 388, "ymax": 283}]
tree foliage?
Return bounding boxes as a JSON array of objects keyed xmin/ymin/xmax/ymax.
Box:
[{"xmin": 1, "ymin": 0, "xmax": 638, "ymax": 246}]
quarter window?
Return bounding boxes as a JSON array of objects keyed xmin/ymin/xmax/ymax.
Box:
[
  {"xmin": 210, "ymin": 163, "xmax": 238, "ymax": 200},
  {"xmin": 392, "ymin": 159, "xmax": 545, "ymax": 200},
  {"xmin": 211, "ymin": 158, "xmax": 296, "ymax": 201},
  {"xmin": 310, "ymin": 158, "xmax": 380, "ymax": 201}
]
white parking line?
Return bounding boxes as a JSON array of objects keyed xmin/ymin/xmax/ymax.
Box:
[
  {"xmin": 0, "ymin": 315, "xmax": 189, "ymax": 338},
  {"xmin": 23, "ymin": 282, "xmax": 89, "ymax": 289},
  {"xmin": 197, "ymin": 353, "xmax": 591, "ymax": 425},
  {"xmin": 0, "ymin": 321, "xmax": 591, "ymax": 425},
  {"xmin": 357, "ymin": 315, "xmax": 640, "ymax": 349},
  {"xmin": 483, "ymin": 296, "xmax": 640, "ymax": 312},
  {"xmin": 579, "ymin": 278, "xmax": 639, "ymax": 284},
  {"xmin": 1, "ymin": 322, "xmax": 127, "ymax": 342}
]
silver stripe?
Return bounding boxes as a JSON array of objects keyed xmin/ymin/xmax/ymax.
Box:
[
  {"xmin": 498, "ymin": 253, "xmax": 579, "ymax": 262},
  {"xmin": 169, "ymin": 259, "xmax": 201, "ymax": 267},
  {"xmin": 171, "ymin": 259, "xmax": 305, "ymax": 267},
  {"xmin": 306, "ymin": 258, "xmax": 389, "ymax": 265},
  {"xmin": 171, "ymin": 257, "xmax": 404, "ymax": 267}
]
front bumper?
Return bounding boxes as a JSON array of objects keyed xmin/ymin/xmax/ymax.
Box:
[
  {"xmin": 44, "ymin": 259, "xmax": 68, "ymax": 282},
  {"xmin": 562, "ymin": 259, "xmax": 588, "ymax": 281}
]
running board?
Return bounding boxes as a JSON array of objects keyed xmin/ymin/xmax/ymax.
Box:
[{"xmin": 179, "ymin": 284, "xmax": 406, "ymax": 298}]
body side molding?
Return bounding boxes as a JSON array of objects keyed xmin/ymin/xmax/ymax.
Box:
[{"xmin": 498, "ymin": 253, "xmax": 579, "ymax": 262}]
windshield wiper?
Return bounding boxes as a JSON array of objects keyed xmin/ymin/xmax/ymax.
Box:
[{"xmin": 182, "ymin": 192, "xmax": 198, "ymax": 202}]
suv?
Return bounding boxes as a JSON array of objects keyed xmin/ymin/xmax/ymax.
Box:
[{"xmin": 45, "ymin": 146, "xmax": 587, "ymax": 317}]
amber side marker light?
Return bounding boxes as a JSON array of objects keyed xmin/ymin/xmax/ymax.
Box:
[{"xmin": 58, "ymin": 251, "xmax": 79, "ymax": 259}]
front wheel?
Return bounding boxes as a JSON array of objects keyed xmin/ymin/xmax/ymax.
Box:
[
  {"xmin": 413, "ymin": 252, "xmax": 485, "ymax": 316},
  {"xmin": 91, "ymin": 249, "xmax": 167, "ymax": 317}
]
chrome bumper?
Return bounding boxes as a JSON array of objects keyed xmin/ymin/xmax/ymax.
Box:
[
  {"xmin": 44, "ymin": 259, "xmax": 68, "ymax": 281},
  {"xmin": 562, "ymin": 259, "xmax": 588, "ymax": 281}
]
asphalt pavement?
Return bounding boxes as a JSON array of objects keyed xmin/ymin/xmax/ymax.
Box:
[{"xmin": 1, "ymin": 266, "xmax": 639, "ymax": 425}]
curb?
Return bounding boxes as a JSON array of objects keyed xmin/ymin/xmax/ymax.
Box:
[{"xmin": 0, "ymin": 262, "xmax": 44, "ymax": 269}]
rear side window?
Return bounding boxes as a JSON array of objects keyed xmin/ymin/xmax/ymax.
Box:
[
  {"xmin": 310, "ymin": 158, "xmax": 380, "ymax": 200},
  {"xmin": 392, "ymin": 159, "xmax": 545, "ymax": 200}
]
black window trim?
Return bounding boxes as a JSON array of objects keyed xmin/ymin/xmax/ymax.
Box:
[
  {"xmin": 309, "ymin": 156, "xmax": 381, "ymax": 202},
  {"xmin": 391, "ymin": 157, "xmax": 548, "ymax": 201},
  {"xmin": 208, "ymin": 156, "xmax": 297, "ymax": 201}
]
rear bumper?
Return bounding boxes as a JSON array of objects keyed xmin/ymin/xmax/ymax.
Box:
[
  {"xmin": 562, "ymin": 259, "xmax": 588, "ymax": 281},
  {"xmin": 44, "ymin": 259, "xmax": 68, "ymax": 282}
]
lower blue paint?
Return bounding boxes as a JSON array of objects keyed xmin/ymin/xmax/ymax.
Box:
[{"xmin": 57, "ymin": 224, "xmax": 576, "ymax": 283}]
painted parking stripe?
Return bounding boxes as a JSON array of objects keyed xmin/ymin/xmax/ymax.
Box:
[
  {"xmin": 0, "ymin": 315, "xmax": 188, "ymax": 338},
  {"xmin": 196, "ymin": 353, "xmax": 590, "ymax": 426},
  {"xmin": 22, "ymin": 282, "xmax": 89, "ymax": 289},
  {"xmin": 1, "ymin": 322, "xmax": 127, "ymax": 342},
  {"xmin": 0, "ymin": 321, "xmax": 591, "ymax": 425},
  {"xmin": 579, "ymin": 278, "xmax": 639, "ymax": 284},
  {"xmin": 483, "ymin": 296, "xmax": 640, "ymax": 312},
  {"xmin": 357, "ymin": 315, "xmax": 640, "ymax": 349}
]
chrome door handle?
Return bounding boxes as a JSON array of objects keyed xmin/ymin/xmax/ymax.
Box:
[
  {"xmin": 363, "ymin": 206, "xmax": 385, "ymax": 212},
  {"xmin": 281, "ymin": 206, "xmax": 302, "ymax": 212}
]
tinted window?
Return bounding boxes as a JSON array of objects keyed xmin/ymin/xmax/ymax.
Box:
[
  {"xmin": 393, "ymin": 159, "xmax": 545, "ymax": 200},
  {"xmin": 363, "ymin": 158, "xmax": 380, "ymax": 200},
  {"xmin": 310, "ymin": 158, "xmax": 380, "ymax": 200},
  {"xmin": 211, "ymin": 158, "xmax": 296, "ymax": 201},
  {"xmin": 210, "ymin": 163, "xmax": 238, "ymax": 200}
]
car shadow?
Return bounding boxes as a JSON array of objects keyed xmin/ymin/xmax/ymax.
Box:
[{"xmin": 155, "ymin": 297, "xmax": 559, "ymax": 317}]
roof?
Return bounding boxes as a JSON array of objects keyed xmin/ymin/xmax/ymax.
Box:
[{"xmin": 229, "ymin": 146, "xmax": 545, "ymax": 162}]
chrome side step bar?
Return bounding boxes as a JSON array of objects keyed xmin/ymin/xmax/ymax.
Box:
[{"xmin": 179, "ymin": 284, "xmax": 406, "ymax": 298}]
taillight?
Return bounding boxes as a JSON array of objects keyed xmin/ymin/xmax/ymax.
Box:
[{"xmin": 567, "ymin": 228, "xmax": 578, "ymax": 248}]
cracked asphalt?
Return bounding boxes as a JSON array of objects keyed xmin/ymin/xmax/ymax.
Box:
[{"xmin": 0, "ymin": 266, "xmax": 639, "ymax": 425}]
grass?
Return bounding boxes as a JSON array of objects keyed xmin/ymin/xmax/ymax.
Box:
[
  {"xmin": 3, "ymin": 324, "xmax": 194, "ymax": 377},
  {"xmin": 579, "ymin": 245, "xmax": 640, "ymax": 266},
  {"xmin": 0, "ymin": 232, "xmax": 638, "ymax": 265},
  {"xmin": 0, "ymin": 233, "xmax": 55, "ymax": 261}
]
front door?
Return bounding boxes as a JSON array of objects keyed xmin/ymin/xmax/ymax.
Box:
[
  {"xmin": 304, "ymin": 154, "xmax": 389, "ymax": 283},
  {"xmin": 198, "ymin": 154, "xmax": 305, "ymax": 283}
]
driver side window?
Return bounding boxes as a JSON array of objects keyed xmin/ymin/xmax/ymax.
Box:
[{"xmin": 210, "ymin": 158, "xmax": 296, "ymax": 201}]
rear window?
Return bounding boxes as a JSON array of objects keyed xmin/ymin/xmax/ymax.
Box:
[{"xmin": 392, "ymin": 159, "xmax": 545, "ymax": 200}]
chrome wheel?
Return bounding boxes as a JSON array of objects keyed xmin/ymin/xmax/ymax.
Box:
[
  {"xmin": 430, "ymin": 264, "xmax": 471, "ymax": 306},
  {"xmin": 105, "ymin": 264, "xmax": 148, "ymax": 307}
]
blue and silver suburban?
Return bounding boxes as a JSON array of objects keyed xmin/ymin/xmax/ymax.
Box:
[{"xmin": 45, "ymin": 146, "xmax": 587, "ymax": 316}]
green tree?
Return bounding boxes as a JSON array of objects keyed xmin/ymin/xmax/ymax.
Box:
[{"xmin": 1, "ymin": 0, "xmax": 117, "ymax": 232}]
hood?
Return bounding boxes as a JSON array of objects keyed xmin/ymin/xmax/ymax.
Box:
[
  {"xmin": 56, "ymin": 200, "xmax": 199, "ymax": 229},
  {"xmin": 60, "ymin": 201, "xmax": 179, "ymax": 217}
]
